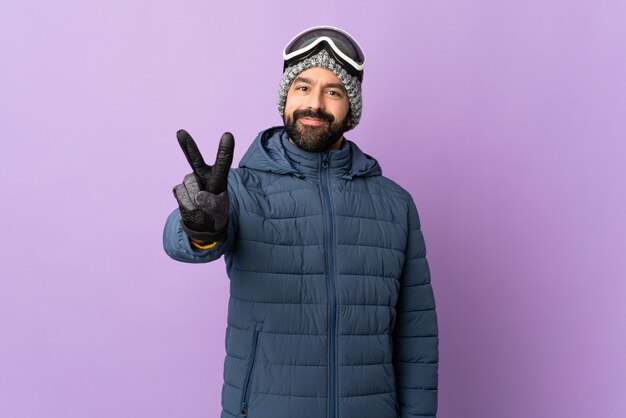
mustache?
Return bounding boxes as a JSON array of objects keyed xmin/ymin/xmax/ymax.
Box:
[{"xmin": 293, "ymin": 109, "xmax": 335, "ymax": 123}]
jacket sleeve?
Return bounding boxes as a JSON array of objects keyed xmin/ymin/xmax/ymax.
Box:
[
  {"xmin": 392, "ymin": 197, "xmax": 439, "ymax": 417},
  {"xmin": 162, "ymin": 171, "xmax": 239, "ymax": 264}
]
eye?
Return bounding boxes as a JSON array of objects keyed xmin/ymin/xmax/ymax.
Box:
[
  {"xmin": 295, "ymin": 85, "xmax": 309, "ymax": 92},
  {"xmin": 326, "ymin": 90, "xmax": 342, "ymax": 97}
]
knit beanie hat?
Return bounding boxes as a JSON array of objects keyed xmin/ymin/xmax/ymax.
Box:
[{"xmin": 277, "ymin": 49, "xmax": 362, "ymax": 128}]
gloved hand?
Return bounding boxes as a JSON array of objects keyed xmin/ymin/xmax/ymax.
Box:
[{"xmin": 173, "ymin": 129, "xmax": 235, "ymax": 242}]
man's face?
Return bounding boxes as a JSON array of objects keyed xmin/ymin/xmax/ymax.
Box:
[{"xmin": 283, "ymin": 67, "xmax": 351, "ymax": 152}]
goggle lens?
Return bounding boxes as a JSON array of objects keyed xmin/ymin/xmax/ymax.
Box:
[{"xmin": 285, "ymin": 28, "xmax": 365, "ymax": 65}]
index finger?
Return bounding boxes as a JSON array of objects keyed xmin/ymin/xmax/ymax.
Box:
[{"xmin": 177, "ymin": 129, "xmax": 207, "ymax": 175}]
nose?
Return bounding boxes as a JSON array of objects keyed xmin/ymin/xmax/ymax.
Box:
[{"xmin": 305, "ymin": 87, "xmax": 324, "ymax": 111}]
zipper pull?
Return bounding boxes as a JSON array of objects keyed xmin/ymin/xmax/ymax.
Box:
[
  {"xmin": 322, "ymin": 155, "xmax": 329, "ymax": 168},
  {"xmin": 241, "ymin": 402, "xmax": 248, "ymax": 416}
]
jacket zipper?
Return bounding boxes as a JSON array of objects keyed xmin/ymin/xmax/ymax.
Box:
[
  {"xmin": 320, "ymin": 153, "xmax": 338, "ymax": 418},
  {"xmin": 240, "ymin": 326, "xmax": 261, "ymax": 416}
]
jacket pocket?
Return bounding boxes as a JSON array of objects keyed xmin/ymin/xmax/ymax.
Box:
[
  {"xmin": 389, "ymin": 333, "xmax": 401, "ymax": 418},
  {"xmin": 240, "ymin": 324, "xmax": 261, "ymax": 416}
]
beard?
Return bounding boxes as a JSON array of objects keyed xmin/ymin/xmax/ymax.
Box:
[{"xmin": 284, "ymin": 108, "xmax": 351, "ymax": 152}]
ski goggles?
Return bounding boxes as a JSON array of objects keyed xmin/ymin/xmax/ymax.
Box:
[{"xmin": 282, "ymin": 26, "xmax": 366, "ymax": 82}]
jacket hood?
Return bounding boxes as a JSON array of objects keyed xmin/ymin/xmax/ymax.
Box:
[{"xmin": 238, "ymin": 126, "xmax": 382, "ymax": 180}]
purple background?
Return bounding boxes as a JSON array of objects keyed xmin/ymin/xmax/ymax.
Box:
[{"xmin": 1, "ymin": 1, "xmax": 625, "ymax": 417}]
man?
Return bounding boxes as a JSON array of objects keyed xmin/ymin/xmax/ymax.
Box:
[{"xmin": 163, "ymin": 26, "xmax": 439, "ymax": 418}]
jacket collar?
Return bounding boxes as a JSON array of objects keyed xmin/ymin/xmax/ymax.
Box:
[{"xmin": 239, "ymin": 126, "xmax": 381, "ymax": 180}]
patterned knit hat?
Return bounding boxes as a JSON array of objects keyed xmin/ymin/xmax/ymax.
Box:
[{"xmin": 277, "ymin": 49, "xmax": 363, "ymax": 128}]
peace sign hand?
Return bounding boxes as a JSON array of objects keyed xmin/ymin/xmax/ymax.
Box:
[
  {"xmin": 177, "ymin": 129, "xmax": 234, "ymax": 194},
  {"xmin": 173, "ymin": 130, "xmax": 235, "ymax": 242}
]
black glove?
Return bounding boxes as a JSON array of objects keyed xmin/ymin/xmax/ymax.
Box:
[{"xmin": 173, "ymin": 129, "xmax": 235, "ymax": 242}]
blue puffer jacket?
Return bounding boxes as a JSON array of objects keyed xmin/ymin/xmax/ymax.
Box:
[{"xmin": 163, "ymin": 126, "xmax": 439, "ymax": 418}]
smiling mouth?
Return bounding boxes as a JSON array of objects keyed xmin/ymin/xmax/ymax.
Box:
[{"xmin": 298, "ymin": 117, "xmax": 328, "ymax": 126}]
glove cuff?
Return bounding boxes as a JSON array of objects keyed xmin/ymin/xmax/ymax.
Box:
[{"xmin": 181, "ymin": 220, "xmax": 228, "ymax": 242}]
